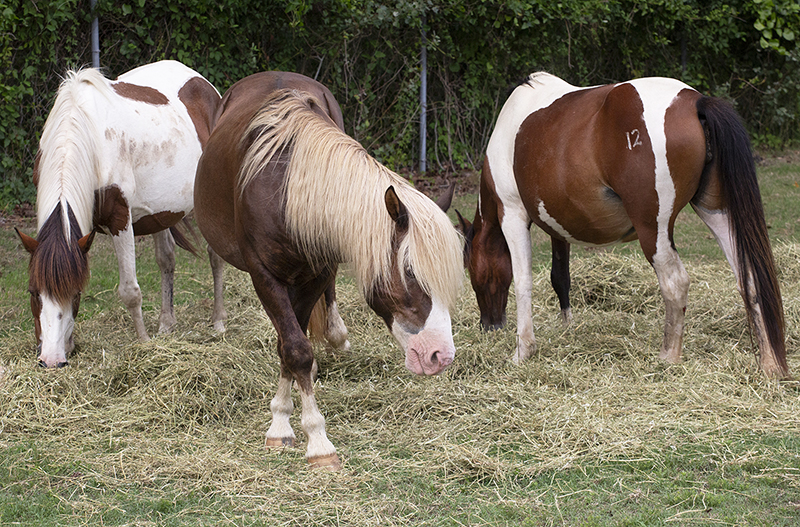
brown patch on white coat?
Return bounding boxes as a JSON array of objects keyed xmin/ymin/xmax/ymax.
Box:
[{"xmin": 17, "ymin": 60, "xmax": 225, "ymax": 367}]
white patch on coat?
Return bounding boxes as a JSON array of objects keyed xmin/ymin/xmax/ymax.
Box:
[
  {"xmin": 37, "ymin": 293, "xmax": 74, "ymax": 367},
  {"xmin": 624, "ymin": 78, "xmax": 694, "ymax": 259}
]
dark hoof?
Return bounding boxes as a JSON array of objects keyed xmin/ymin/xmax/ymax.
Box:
[{"xmin": 480, "ymin": 320, "xmax": 506, "ymax": 332}]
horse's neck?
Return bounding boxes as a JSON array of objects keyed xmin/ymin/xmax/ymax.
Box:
[{"xmin": 36, "ymin": 104, "xmax": 104, "ymax": 237}]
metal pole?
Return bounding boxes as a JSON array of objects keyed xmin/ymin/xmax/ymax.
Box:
[
  {"xmin": 91, "ymin": 0, "xmax": 100, "ymax": 69},
  {"xmin": 419, "ymin": 14, "xmax": 427, "ymax": 174}
]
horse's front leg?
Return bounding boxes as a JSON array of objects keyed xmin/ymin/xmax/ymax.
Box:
[
  {"xmin": 500, "ymin": 210, "xmax": 535, "ymax": 364},
  {"xmin": 152, "ymin": 229, "xmax": 177, "ymax": 333},
  {"xmin": 551, "ymin": 237, "xmax": 572, "ymax": 326},
  {"xmin": 207, "ymin": 245, "xmax": 227, "ymax": 333},
  {"xmin": 111, "ymin": 220, "xmax": 149, "ymax": 341},
  {"xmin": 248, "ymin": 264, "xmax": 341, "ymax": 470}
]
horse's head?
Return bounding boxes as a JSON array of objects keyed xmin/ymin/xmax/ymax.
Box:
[
  {"xmin": 456, "ymin": 205, "xmax": 512, "ymax": 332},
  {"xmin": 16, "ymin": 207, "xmax": 95, "ymax": 368},
  {"xmin": 366, "ymin": 186, "xmax": 460, "ymax": 376}
]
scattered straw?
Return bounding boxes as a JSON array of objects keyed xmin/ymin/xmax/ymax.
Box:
[{"xmin": 2, "ymin": 233, "xmax": 800, "ymax": 523}]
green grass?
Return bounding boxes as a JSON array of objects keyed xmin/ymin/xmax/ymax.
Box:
[{"xmin": 1, "ymin": 151, "xmax": 800, "ymax": 526}]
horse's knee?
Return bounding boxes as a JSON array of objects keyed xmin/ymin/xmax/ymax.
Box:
[
  {"xmin": 281, "ymin": 336, "xmax": 315, "ymax": 378},
  {"xmin": 118, "ymin": 281, "xmax": 143, "ymax": 309}
]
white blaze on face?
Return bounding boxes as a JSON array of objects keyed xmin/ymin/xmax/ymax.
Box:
[
  {"xmin": 38, "ymin": 293, "xmax": 75, "ymax": 367},
  {"xmin": 392, "ymin": 298, "xmax": 455, "ymax": 376}
]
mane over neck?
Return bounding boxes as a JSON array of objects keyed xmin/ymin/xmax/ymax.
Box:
[
  {"xmin": 36, "ymin": 68, "xmax": 108, "ymax": 239},
  {"xmin": 240, "ymin": 90, "xmax": 464, "ymax": 307}
]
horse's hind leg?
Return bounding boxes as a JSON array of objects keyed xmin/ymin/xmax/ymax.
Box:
[
  {"xmin": 637, "ymin": 227, "xmax": 689, "ymax": 364},
  {"xmin": 653, "ymin": 247, "xmax": 690, "ymax": 364},
  {"xmin": 208, "ymin": 245, "xmax": 227, "ymax": 332},
  {"xmin": 551, "ymin": 237, "xmax": 572, "ymax": 326},
  {"xmin": 112, "ymin": 224, "xmax": 149, "ymax": 341},
  {"xmin": 692, "ymin": 204, "xmax": 784, "ymax": 375},
  {"xmin": 153, "ymin": 229, "xmax": 177, "ymax": 333},
  {"xmin": 323, "ymin": 279, "xmax": 350, "ymax": 350}
]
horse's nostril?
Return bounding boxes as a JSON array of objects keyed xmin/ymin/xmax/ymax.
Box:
[
  {"xmin": 37, "ymin": 360, "xmax": 46, "ymax": 368},
  {"xmin": 57, "ymin": 361, "xmax": 69, "ymax": 368},
  {"xmin": 430, "ymin": 351, "xmax": 439, "ymax": 365}
]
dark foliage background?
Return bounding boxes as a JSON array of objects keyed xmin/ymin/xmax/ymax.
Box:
[{"xmin": 1, "ymin": 0, "xmax": 797, "ymax": 208}]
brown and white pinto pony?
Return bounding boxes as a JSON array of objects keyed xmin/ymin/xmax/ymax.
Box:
[
  {"xmin": 193, "ymin": 72, "xmax": 464, "ymax": 469},
  {"xmin": 16, "ymin": 60, "xmax": 225, "ymax": 368},
  {"xmin": 460, "ymin": 72, "xmax": 788, "ymax": 378}
]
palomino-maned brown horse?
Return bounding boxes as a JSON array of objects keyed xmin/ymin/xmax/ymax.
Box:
[
  {"xmin": 459, "ymin": 72, "xmax": 788, "ymax": 378},
  {"xmin": 193, "ymin": 72, "xmax": 464, "ymax": 469},
  {"xmin": 16, "ymin": 60, "xmax": 225, "ymax": 368}
]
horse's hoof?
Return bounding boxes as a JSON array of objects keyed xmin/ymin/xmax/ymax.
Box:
[
  {"xmin": 560, "ymin": 308, "xmax": 573, "ymax": 327},
  {"xmin": 308, "ymin": 453, "xmax": 342, "ymax": 471},
  {"xmin": 658, "ymin": 349, "xmax": 682, "ymax": 364},
  {"xmin": 213, "ymin": 321, "xmax": 226, "ymax": 333},
  {"xmin": 512, "ymin": 337, "xmax": 536, "ymax": 364},
  {"xmin": 760, "ymin": 359, "xmax": 790, "ymax": 380},
  {"xmin": 266, "ymin": 437, "xmax": 295, "ymax": 448}
]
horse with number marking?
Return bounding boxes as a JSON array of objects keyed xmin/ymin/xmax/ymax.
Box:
[
  {"xmin": 16, "ymin": 60, "xmax": 225, "ymax": 368},
  {"xmin": 193, "ymin": 72, "xmax": 464, "ymax": 469},
  {"xmin": 458, "ymin": 72, "xmax": 788, "ymax": 378}
]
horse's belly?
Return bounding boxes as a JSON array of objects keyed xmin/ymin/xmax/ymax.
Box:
[{"xmin": 531, "ymin": 196, "xmax": 635, "ymax": 246}]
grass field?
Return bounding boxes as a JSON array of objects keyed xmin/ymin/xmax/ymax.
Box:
[{"xmin": 1, "ymin": 151, "xmax": 799, "ymax": 526}]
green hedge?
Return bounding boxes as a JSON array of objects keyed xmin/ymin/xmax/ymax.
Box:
[{"xmin": 1, "ymin": 0, "xmax": 797, "ymax": 209}]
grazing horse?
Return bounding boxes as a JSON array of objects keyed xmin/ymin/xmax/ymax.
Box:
[
  {"xmin": 459, "ymin": 72, "xmax": 788, "ymax": 378},
  {"xmin": 194, "ymin": 72, "xmax": 464, "ymax": 469},
  {"xmin": 16, "ymin": 60, "xmax": 225, "ymax": 368}
]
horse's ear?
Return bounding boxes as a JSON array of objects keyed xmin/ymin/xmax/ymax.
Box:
[
  {"xmin": 384, "ymin": 186, "xmax": 409, "ymax": 230},
  {"xmin": 435, "ymin": 182, "xmax": 456, "ymax": 212},
  {"xmin": 78, "ymin": 230, "xmax": 96, "ymax": 254},
  {"xmin": 15, "ymin": 228, "xmax": 39, "ymax": 254},
  {"xmin": 455, "ymin": 209, "xmax": 474, "ymax": 267},
  {"xmin": 455, "ymin": 209, "xmax": 473, "ymax": 241}
]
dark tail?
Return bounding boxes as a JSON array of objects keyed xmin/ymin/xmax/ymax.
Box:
[
  {"xmin": 169, "ymin": 217, "xmax": 201, "ymax": 257},
  {"xmin": 697, "ymin": 96, "xmax": 787, "ymax": 375}
]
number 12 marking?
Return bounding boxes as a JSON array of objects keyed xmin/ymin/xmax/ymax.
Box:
[{"xmin": 626, "ymin": 129, "xmax": 642, "ymax": 150}]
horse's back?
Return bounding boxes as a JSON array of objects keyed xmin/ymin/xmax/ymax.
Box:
[
  {"xmin": 195, "ymin": 72, "xmax": 343, "ymax": 271},
  {"xmin": 499, "ymin": 74, "xmax": 707, "ymax": 246},
  {"xmin": 117, "ymin": 60, "xmax": 220, "ymax": 149},
  {"xmin": 96, "ymin": 62, "xmax": 218, "ymax": 222},
  {"xmin": 212, "ymin": 71, "xmax": 344, "ymax": 131}
]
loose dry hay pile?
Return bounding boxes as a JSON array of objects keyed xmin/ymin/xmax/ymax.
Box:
[{"xmin": 1, "ymin": 242, "xmax": 800, "ymax": 519}]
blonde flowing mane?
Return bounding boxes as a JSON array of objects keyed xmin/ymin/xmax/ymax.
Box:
[
  {"xmin": 37, "ymin": 68, "xmax": 111, "ymax": 239},
  {"xmin": 239, "ymin": 90, "xmax": 464, "ymax": 307}
]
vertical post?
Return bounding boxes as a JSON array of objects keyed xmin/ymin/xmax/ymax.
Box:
[
  {"xmin": 419, "ymin": 13, "xmax": 427, "ymax": 174},
  {"xmin": 91, "ymin": 0, "xmax": 100, "ymax": 69}
]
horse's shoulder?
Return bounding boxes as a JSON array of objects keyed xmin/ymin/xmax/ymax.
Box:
[{"xmin": 93, "ymin": 185, "xmax": 129, "ymax": 235}]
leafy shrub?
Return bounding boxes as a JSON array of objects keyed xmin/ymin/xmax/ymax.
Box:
[{"xmin": 1, "ymin": 0, "xmax": 797, "ymax": 210}]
